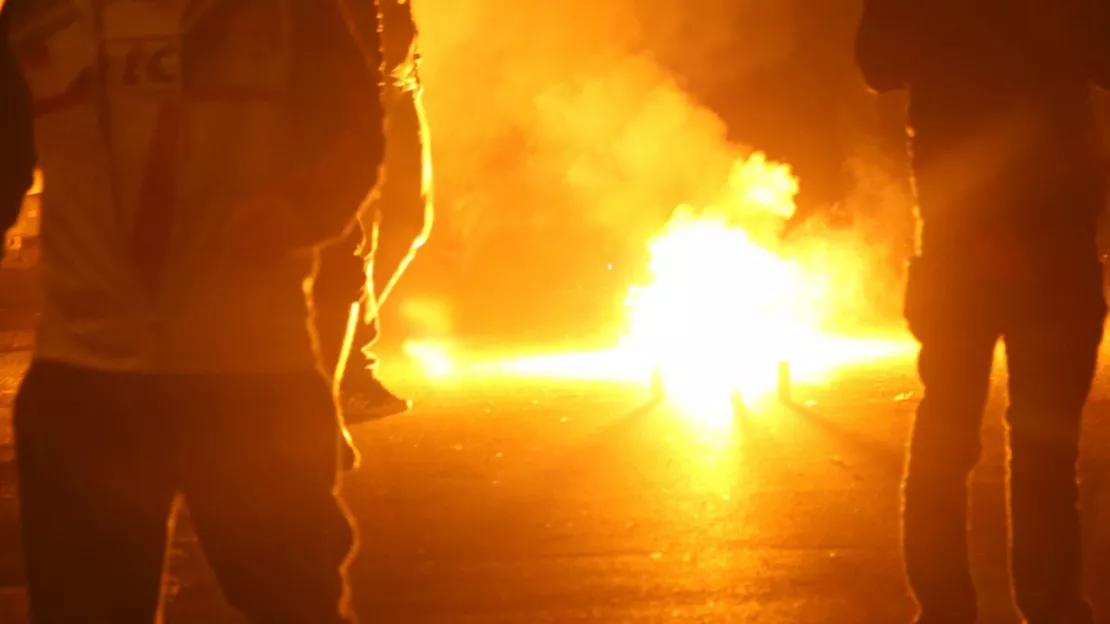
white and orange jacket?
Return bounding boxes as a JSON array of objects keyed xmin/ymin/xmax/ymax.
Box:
[{"xmin": 2, "ymin": 0, "xmax": 386, "ymax": 374}]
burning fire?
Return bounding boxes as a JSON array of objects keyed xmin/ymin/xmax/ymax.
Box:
[
  {"xmin": 402, "ymin": 151, "xmax": 911, "ymax": 419},
  {"xmin": 618, "ymin": 153, "xmax": 906, "ymax": 417},
  {"xmin": 393, "ymin": 0, "xmax": 920, "ymax": 421}
]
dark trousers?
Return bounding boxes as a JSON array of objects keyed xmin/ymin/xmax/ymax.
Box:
[
  {"xmin": 14, "ymin": 361, "xmax": 357, "ymax": 623},
  {"xmin": 902, "ymin": 256, "xmax": 1106, "ymax": 624},
  {"xmin": 312, "ymin": 227, "xmax": 379, "ymax": 376}
]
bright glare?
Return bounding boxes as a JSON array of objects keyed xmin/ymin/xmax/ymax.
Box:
[
  {"xmin": 484, "ymin": 349, "xmax": 649, "ymax": 382},
  {"xmin": 619, "ymin": 153, "xmax": 904, "ymax": 418},
  {"xmin": 404, "ymin": 340, "xmax": 457, "ymax": 379}
]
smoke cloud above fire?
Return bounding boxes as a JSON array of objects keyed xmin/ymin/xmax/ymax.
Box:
[
  {"xmin": 407, "ymin": 0, "xmax": 910, "ymax": 337},
  {"xmin": 413, "ymin": 0, "xmax": 795, "ymax": 245}
]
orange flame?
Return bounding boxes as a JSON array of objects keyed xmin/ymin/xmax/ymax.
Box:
[{"xmin": 621, "ymin": 153, "xmax": 908, "ymax": 418}]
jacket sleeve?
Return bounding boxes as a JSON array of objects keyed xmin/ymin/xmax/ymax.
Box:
[
  {"xmin": 0, "ymin": 4, "xmax": 37, "ymax": 233},
  {"xmin": 283, "ymin": 0, "xmax": 387, "ymax": 248},
  {"xmin": 369, "ymin": 0, "xmax": 432, "ymax": 305},
  {"xmin": 855, "ymin": 0, "xmax": 917, "ymax": 93},
  {"xmin": 1073, "ymin": 1, "xmax": 1110, "ymax": 90}
]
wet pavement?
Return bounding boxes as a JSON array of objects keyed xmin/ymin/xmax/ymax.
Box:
[{"xmin": 0, "ymin": 273, "xmax": 1110, "ymax": 621}]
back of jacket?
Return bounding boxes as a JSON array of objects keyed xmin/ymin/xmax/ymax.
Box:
[
  {"xmin": 857, "ymin": 0, "xmax": 1108, "ymax": 262},
  {"xmin": 4, "ymin": 0, "xmax": 385, "ymax": 373}
]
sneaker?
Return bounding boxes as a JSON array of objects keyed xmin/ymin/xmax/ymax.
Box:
[{"xmin": 341, "ymin": 371, "xmax": 411, "ymax": 425}]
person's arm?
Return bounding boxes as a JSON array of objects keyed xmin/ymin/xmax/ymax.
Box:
[
  {"xmin": 370, "ymin": 0, "xmax": 432, "ymax": 305},
  {"xmin": 0, "ymin": 3, "xmax": 37, "ymax": 233},
  {"xmin": 224, "ymin": 0, "xmax": 386, "ymax": 254},
  {"xmin": 855, "ymin": 0, "xmax": 918, "ymax": 93},
  {"xmin": 280, "ymin": 0, "xmax": 387, "ymax": 249}
]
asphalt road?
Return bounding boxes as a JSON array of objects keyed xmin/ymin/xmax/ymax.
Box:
[
  {"xmin": 1, "ymin": 284, "xmax": 1110, "ymax": 621},
  {"xmin": 157, "ymin": 347, "xmax": 1110, "ymax": 624}
]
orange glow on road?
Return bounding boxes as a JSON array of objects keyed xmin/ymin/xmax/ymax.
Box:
[{"xmin": 405, "ymin": 339, "xmax": 912, "ymax": 393}]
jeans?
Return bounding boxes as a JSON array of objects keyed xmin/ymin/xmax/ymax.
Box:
[
  {"xmin": 14, "ymin": 361, "xmax": 357, "ymax": 623},
  {"xmin": 902, "ymin": 255, "xmax": 1105, "ymax": 624}
]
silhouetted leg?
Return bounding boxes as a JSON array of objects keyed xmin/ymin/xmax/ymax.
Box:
[
  {"xmin": 312, "ymin": 228, "xmax": 370, "ymax": 376},
  {"xmin": 15, "ymin": 362, "xmax": 176, "ymax": 623},
  {"xmin": 349, "ymin": 310, "xmax": 380, "ymax": 374},
  {"xmin": 312, "ymin": 231, "xmax": 370, "ymax": 468},
  {"xmin": 901, "ymin": 257, "xmax": 1001, "ymax": 623},
  {"xmin": 1004, "ymin": 306, "xmax": 1102, "ymax": 624},
  {"xmin": 338, "ymin": 272, "xmax": 409, "ymax": 425},
  {"xmin": 903, "ymin": 322, "xmax": 996, "ymax": 624},
  {"xmin": 176, "ymin": 372, "xmax": 358, "ymax": 623}
]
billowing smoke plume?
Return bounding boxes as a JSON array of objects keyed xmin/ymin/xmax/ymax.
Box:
[{"xmin": 404, "ymin": 0, "xmax": 912, "ymax": 339}]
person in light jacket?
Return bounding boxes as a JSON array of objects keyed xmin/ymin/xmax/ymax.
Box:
[{"xmin": 4, "ymin": 0, "xmax": 386, "ymax": 620}]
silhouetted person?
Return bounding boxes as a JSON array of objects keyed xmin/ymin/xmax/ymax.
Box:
[
  {"xmin": 2, "ymin": 0, "xmax": 385, "ymax": 621},
  {"xmin": 0, "ymin": 4, "xmax": 33, "ymax": 234},
  {"xmin": 857, "ymin": 1, "xmax": 1110, "ymax": 622},
  {"xmin": 311, "ymin": 0, "xmax": 432, "ymax": 425}
]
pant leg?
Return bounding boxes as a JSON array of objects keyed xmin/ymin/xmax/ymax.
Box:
[
  {"xmin": 312, "ymin": 226, "xmax": 373, "ymax": 376},
  {"xmin": 1003, "ymin": 268, "xmax": 1105, "ymax": 624},
  {"xmin": 14, "ymin": 361, "xmax": 177, "ymax": 624},
  {"xmin": 902, "ymin": 258, "xmax": 1000, "ymax": 623},
  {"xmin": 173, "ymin": 371, "xmax": 358, "ymax": 623},
  {"xmin": 353, "ymin": 306, "xmax": 381, "ymax": 371}
]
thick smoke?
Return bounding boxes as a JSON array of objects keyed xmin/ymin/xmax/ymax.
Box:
[
  {"xmin": 412, "ymin": 1, "xmax": 792, "ymax": 246},
  {"xmin": 404, "ymin": 0, "xmax": 912, "ymax": 339}
]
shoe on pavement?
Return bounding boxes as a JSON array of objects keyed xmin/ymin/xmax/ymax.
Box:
[{"xmin": 342, "ymin": 370, "xmax": 410, "ymax": 425}]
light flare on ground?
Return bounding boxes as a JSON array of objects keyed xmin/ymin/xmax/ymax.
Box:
[{"xmin": 404, "ymin": 338, "xmax": 912, "ymax": 390}]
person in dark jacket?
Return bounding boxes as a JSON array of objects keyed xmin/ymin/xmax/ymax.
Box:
[
  {"xmin": 3, "ymin": 0, "xmax": 385, "ymax": 620},
  {"xmin": 0, "ymin": 3, "xmax": 34, "ymax": 233},
  {"xmin": 311, "ymin": 0, "xmax": 432, "ymax": 425},
  {"xmin": 856, "ymin": 1, "xmax": 1110, "ymax": 622}
]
